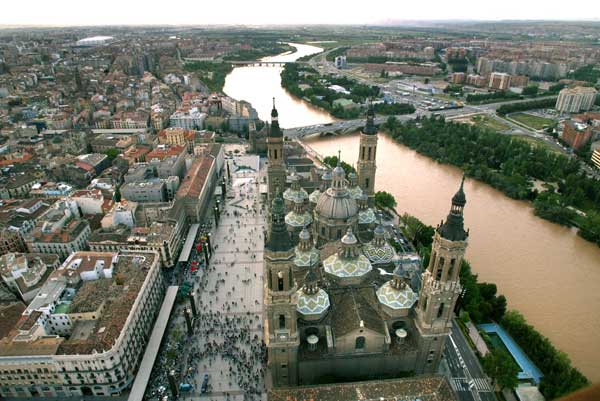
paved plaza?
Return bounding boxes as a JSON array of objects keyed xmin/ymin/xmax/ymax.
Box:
[{"xmin": 180, "ymin": 146, "xmax": 269, "ymax": 401}]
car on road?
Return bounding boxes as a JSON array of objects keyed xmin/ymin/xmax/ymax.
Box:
[{"xmin": 201, "ymin": 373, "xmax": 209, "ymax": 393}]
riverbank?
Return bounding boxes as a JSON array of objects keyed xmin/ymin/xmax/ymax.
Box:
[
  {"xmin": 382, "ymin": 115, "xmax": 600, "ymax": 248},
  {"xmin": 280, "ymin": 63, "xmax": 415, "ymax": 119}
]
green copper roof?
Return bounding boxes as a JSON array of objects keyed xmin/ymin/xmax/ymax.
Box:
[{"xmin": 266, "ymin": 192, "xmax": 293, "ymax": 252}]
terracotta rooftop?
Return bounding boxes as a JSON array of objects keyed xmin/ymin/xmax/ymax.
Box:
[
  {"xmin": 146, "ymin": 145, "xmax": 185, "ymax": 161},
  {"xmin": 176, "ymin": 156, "xmax": 214, "ymax": 199}
]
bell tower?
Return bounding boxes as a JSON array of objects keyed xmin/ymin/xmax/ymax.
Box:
[
  {"xmin": 267, "ymin": 98, "xmax": 287, "ymax": 201},
  {"xmin": 264, "ymin": 192, "xmax": 299, "ymax": 387},
  {"xmin": 415, "ymin": 177, "xmax": 468, "ymax": 374},
  {"xmin": 357, "ymin": 103, "xmax": 378, "ymax": 196}
]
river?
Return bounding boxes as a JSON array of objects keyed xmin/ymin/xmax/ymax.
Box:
[
  {"xmin": 222, "ymin": 43, "xmax": 600, "ymax": 382},
  {"xmin": 223, "ymin": 43, "xmax": 334, "ymax": 128}
]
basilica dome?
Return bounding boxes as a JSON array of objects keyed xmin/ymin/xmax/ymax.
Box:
[{"xmin": 314, "ymin": 163, "xmax": 358, "ymax": 221}]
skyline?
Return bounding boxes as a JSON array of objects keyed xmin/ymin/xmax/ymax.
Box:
[{"xmin": 0, "ymin": 0, "xmax": 599, "ymax": 27}]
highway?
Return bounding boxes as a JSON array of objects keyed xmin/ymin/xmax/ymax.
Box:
[{"xmin": 444, "ymin": 320, "xmax": 497, "ymax": 401}]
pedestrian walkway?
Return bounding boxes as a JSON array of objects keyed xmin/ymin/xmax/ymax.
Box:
[
  {"xmin": 180, "ymin": 147, "xmax": 267, "ymax": 401},
  {"xmin": 450, "ymin": 377, "xmax": 493, "ymax": 393}
]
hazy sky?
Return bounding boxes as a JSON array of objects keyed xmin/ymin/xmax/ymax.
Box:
[{"xmin": 0, "ymin": 0, "xmax": 597, "ymax": 26}]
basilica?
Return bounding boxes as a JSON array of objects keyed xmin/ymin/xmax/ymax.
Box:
[{"xmin": 263, "ymin": 101, "xmax": 469, "ymax": 387}]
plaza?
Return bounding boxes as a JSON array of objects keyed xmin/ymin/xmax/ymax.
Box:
[{"xmin": 173, "ymin": 145, "xmax": 269, "ymax": 401}]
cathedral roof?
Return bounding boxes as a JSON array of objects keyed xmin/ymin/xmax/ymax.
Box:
[
  {"xmin": 308, "ymin": 188, "xmax": 321, "ymax": 203},
  {"xmin": 358, "ymin": 208, "xmax": 377, "ymax": 225},
  {"xmin": 315, "ymin": 190, "xmax": 358, "ymax": 221},
  {"xmin": 296, "ymin": 288, "xmax": 330, "ymax": 317},
  {"xmin": 285, "ymin": 210, "xmax": 312, "ymax": 228},
  {"xmin": 330, "ymin": 289, "xmax": 385, "ymax": 336},
  {"xmin": 376, "ymin": 280, "xmax": 418, "ymax": 310},
  {"xmin": 323, "ymin": 252, "xmax": 372, "ymax": 278},
  {"xmin": 283, "ymin": 186, "xmax": 308, "ymax": 204},
  {"xmin": 363, "ymin": 241, "xmax": 396, "ymax": 265}
]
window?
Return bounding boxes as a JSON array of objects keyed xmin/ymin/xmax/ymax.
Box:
[
  {"xmin": 355, "ymin": 336, "xmax": 365, "ymax": 350},
  {"xmin": 274, "ymin": 149, "xmax": 278, "ymax": 160},
  {"xmin": 279, "ymin": 314, "xmax": 285, "ymax": 330},
  {"xmin": 448, "ymin": 258, "xmax": 456, "ymax": 279},
  {"xmin": 367, "ymin": 147, "xmax": 372, "ymax": 160},
  {"xmin": 436, "ymin": 257, "xmax": 444, "ymax": 281},
  {"xmin": 277, "ymin": 272, "xmax": 284, "ymax": 291},
  {"xmin": 365, "ymin": 178, "xmax": 370, "ymax": 189},
  {"xmin": 437, "ymin": 303, "xmax": 444, "ymax": 318},
  {"xmin": 361, "ymin": 146, "xmax": 365, "ymax": 159},
  {"xmin": 337, "ymin": 229, "xmax": 342, "ymax": 239}
]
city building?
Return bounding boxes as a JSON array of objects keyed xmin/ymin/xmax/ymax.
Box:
[
  {"xmin": 0, "ymin": 253, "xmax": 60, "ymax": 303},
  {"xmin": 25, "ymin": 201, "xmax": 91, "ymax": 260},
  {"xmin": 0, "ymin": 250, "xmax": 165, "ymax": 398},
  {"xmin": 169, "ymin": 108, "xmax": 206, "ymax": 130},
  {"xmin": 121, "ymin": 181, "xmax": 167, "ymax": 203},
  {"xmin": 556, "ymin": 87, "xmax": 598, "ymax": 114},
  {"xmin": 488, "ymin": 72, "xmax": 511, "ymax": 91},
  {"xmin": 451, "ymin": 72, "xmax": 465, "ymax": 84},
  {"xmin": 466, "ymin": 74, "xmax": 486, "ymax": 88},
  {"xmin": 561, "ymin": 120, "xmax": 594, "ymax": 151}
]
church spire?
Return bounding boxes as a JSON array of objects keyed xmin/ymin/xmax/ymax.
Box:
[
  {"xmin": 439, "ymin": 176, "xmax": 468, "ymax": 241},
  {"xmin": 362, "ymin": 102, "xmax": 377, "ymax": 135},
  {"xmin": 266, "ymin": 191, "xmax": 293, "ymax": 251},
  {"xmin": 269, "ymin": 97, "xmax": 282, "ymax": 137}
]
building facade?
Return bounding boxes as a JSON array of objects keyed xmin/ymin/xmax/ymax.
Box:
[{"xmin": 556, "ymin": 87, "xmax": 598, "ymax": 114}]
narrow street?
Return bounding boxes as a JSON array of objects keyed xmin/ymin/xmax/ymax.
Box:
[{"xmin": 443, "ymin": 321, "xmax": 496, "ymax": 401}]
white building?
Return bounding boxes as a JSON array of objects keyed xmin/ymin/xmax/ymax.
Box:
[
  {"xmin": 556, "ymin": 86, "xmax": 598, "ymax": 114},
  {"xmin": 169, "ymin": 107, "xmax": 206, "ymax": 130}
]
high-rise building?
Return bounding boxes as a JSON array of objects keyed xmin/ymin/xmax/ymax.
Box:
[
  {"xmin": 561, "ymin": 120, "xmax": 594, "ymax": 150},
  {"xmin": 489, "ymin": 72, "xmax": 511, "ymax": 90},
  {"xmin": 556, "ymin": 87, "xmax": 598, "ymax": 114},
  {"xmin": 357, "ymin": 105, "xmax": 378, "ymax": 195},
  {"xmin": 266, "ymin": 99, "xmax": 287, "ymax": 201}
]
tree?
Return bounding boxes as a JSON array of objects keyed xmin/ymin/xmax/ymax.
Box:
[
  {"xmin": 374, "ymin": 191, "xmax": 397, "ymax": 210},
  {"xmin": 323, "ymin": 155, "xmax": 355, "ymax": 176},
  {"xmin": 114, "ymin": 186, "xmax": 122, "ymax": 203},
  {"xmin": 104, "ymin": 148, "xmax": 120, "ymax": 160},
  {"xmin": 399, "ymin": 213, "xmax": 435, "ymax": 249},
  {"xmin": 482, "ymin": 349, "xmax": 519, "ymax": 391}
]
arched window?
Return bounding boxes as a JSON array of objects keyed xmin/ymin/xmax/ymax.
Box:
[
  {"xmin": 355, "ymin": 336, "xmax": 365, "ymax": 350},
  {"xmin": 277, "ymin": 271, "xmax": 284, "ymax": 291},
  {"xmin": 279, "ymin": 314, "xmax": 285, "ymax": 329},
  {"xmin": 437, "ymin": 303, "xmax": 444, "ymax": 319},
  {"xmin": 448, "ymin": 258, "xmax": 456, "ymax": 280},
  {"xmin": 367, "ymin": 147, "xmax": 372, "ymax": 161},
  {"xmin": 436, "ymin": 257, "xmax": 444, "ymax": 281},
  {"xmin": 274, "ymin": 149, "xmax": 278, "ymax": 160}
]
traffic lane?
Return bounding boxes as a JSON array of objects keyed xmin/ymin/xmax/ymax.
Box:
[{"xmin": 451, "ymin": 324, "xmax": 482, "ymax": 376}]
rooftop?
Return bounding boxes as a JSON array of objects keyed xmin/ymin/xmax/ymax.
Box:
[{"xmin": 268, "ymin": 375, "xmax": 456, "ymax": 401}]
